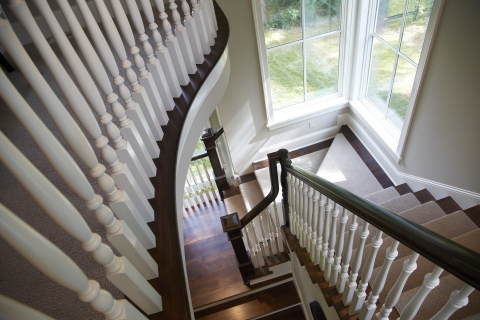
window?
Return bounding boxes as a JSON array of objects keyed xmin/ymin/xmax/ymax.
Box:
[
  {"xmin": 364, "ymin": 0, "xmax": 435, "ymax": 130},
  {"xmin": 253, "ymin": 0, "xmax": 346, "ymax": 127}
]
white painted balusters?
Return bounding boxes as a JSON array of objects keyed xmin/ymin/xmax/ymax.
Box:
[
  {"xmin": 337, "ymin": 214, "xmax": 358, "ymax": 294},
  {"xmin": 190, "ymin": 0, "xmax": 211, "ymax": 55},
  {"xmin": 0, "ymin": 68, "xmax": 157, "ymax": 276},
  {"xmin": 138, "ymin": 0, "xmax": 182, "ymax": 98},
  {"xmin": 0, "ymin": 203, "xmax": 148, "ymax": 320},
  {"xmin": 0, "ymin": 133, "xmax": 162, "ymax": 315},
  {"xmin": 168, "ymin": 0, "xmax": 197, "ymax": 74},
  {"xmin": 399, "ymin": 266, "xmax": 444, "ymax": 320},
  {"xmin": 180, "ymin": 0, "xmax": 204, "ymax": 64},
  {"xmin": 125, "ymin": 0, "xmax": 175, "ymax": 112},
  {"xmin": 199, "ymin": 0, "xmax": 215, "ymax": 45},
  {"xmin": 375, "ymin": 252, "xmax": 419, "ymax": 320},
  {"xmin": 431, "ymin": 285, "xmax": 476, "ymax": 320},
  {"xmin": 155, "ymin": 0, "xmax": 190, "ymax": 85},
  {"xmin": 331, "ymin": 207, "xmax": 349, "ymax": 285}
]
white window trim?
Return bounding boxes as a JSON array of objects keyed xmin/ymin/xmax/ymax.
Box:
[
  {"xmin": 251, "ymin": 0, "xmax": 350, "ymax": 130},
  {"xmin": 350, "ymin": 0, "xmax": 445, "ymax": 162}
]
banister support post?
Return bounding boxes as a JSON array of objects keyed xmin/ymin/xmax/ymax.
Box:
[
  {"xmin": 220, "ymin": 212, "xmax": 255, "ymax": 283},
  {"xmin": 278, "ymin": 149, "xmax": 291, "ymax": 226},
  {"xmin": 201, "ymin": 127, "xmax": 229, "ymax": 199}
]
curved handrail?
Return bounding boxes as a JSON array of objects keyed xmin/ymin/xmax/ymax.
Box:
[{"xmin": 276, "ymin": 149, "xmax": 480, "ymax": 291}]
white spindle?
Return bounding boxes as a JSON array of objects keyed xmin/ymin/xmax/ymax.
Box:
[
  {"xmin": 266, "ymin": 209, "xmax": 277, "ymax": 255},
  {"xmin": 310, "ymin": 190, "xmax": 319, "ymax": 261},
  {"xmin": 190, "ymin": 0, "xmax": 211, "ymax": 54},
  {"xmin": 168, "ymin": 0, "xmax": 197, "ymax": 74},
  {"xmin": 32, "ymin": 0, "xmax": 158, "ymax": 196},
  {"xmin": 251, "ymin": 220, "xmax": 265, "ymax": 266},
  {"xmin": 0, "ymin": 294, "xmax": 54, "ymax": 320},
  {"xmin": 186, "ymin": 170, "xmax": 201, "ymax": 206},
  {"xmin": 297, "ymin": 180, "xmax": 304, "ymax": 246},
  {"xmin": 359, "ymin": 240, "xmax": 399, "ymax": 320},
  {"xmin": 195, "ymin": 160, "xmax": 212, "ymax": 202},
  {"xmin": 189, "ymin": 165, "xmax": 206, "ymax": 203},
  {"xmin": 180, "ymin": 0, "xmax": 204, "ymax": 64},
  {"xmin": 287, "ymin": 173, "xmax": 293, "ymax": 228},
  {"xmin": 315, "ymin": 195, "xmax": 326, "ymax": 265},
  {"xmin": 337, "ymin": 214, "xmax": 358, "ymax": 293},
  {"xmin": 207, "ymin": 0, "xmax": 218, "ymax": 31},
  {"xmin": 306, "ymin": 185, "xmax": 314, "ymax": 253},
  {"xmin": 399, "ymin": 266, "xmax": 444, "ymax": 320},
  {"xmin": 302, "ymin": 182, "xmax": 309, "ymax": 248},
  {"xmin": 331, "ymin": 208, "xmax": 348, "ymax": 285},
  {"xmin": 375, "ymin": 252, "xmax": 419, "ymax": 320},
  {"xmin": 202, "ymin": 158, "xmax": 217, "ymax": 200},
  {"xmin": 44, "ymin": 5, "xmax": 158, "ymax": 159},
  {"xmin": 350, "ymin": 229, "xmax": 384, "ymax": 314},
  {"xmin": 65, "ymin": 0, "xmax": 164, "ymax": 145},
  {"xmin": 138, "ymin": 0, "xmax": 182, "ymax": 98},
  {"xmin": 0, "ymin": 69, "xmax": 157, "ymax": 277},
  {"xmin": 198, "ymin": 0, "xmax": 214, "ymax": 46},
  {"xmin": 430, "ymin": 285, "xmax": 475, "ymax": 320},
  {"xmin": 273, "ymin": 201, "xmax": 284, "ymax": 252},
  {"xmin": 0, "ymin": 134, "xmax": 162, "ymax": 314},
  {"xmin": 343, "ymin": 221, "xmax": 370, "ymax": 306},
  {"xmin": 289, "ymin": 174, "xmax": 297, "ymax": 236},
  {"xmin": 321, "ymin": 199, "xmax": 333, "ymax": 270},
  {"xmin": 125, "ymin": 0, "xmax": 175, "ymax": 111},
  {"xmin": 0, "ymin": 12, "xmax": 155, "ymax": 226},
  {"xmin": 259, "ymin": 214, "xmax": 270, "ymax": 256},
  {"xmin": 245, "ymin": 227, "xmax": 260, "ymax": 268},
  {"xmin": 91, "ymin": 0, "xmax": 169, "ymax": 131},
  {"xmin": 325, "ymin": 203, "xmax": 340, "ymax": 281},
  {"xmin": 204, "ymin": 0, "xmax": 217, "ymax": 37},
  {"xmin": 154, "ymin": 0, "xmax": 190, "ymax": 85},
  {"xmin": 0, "ymin": 203, "xmax": 147, "ymax": 320}
]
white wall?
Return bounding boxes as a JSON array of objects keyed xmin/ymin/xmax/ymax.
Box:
[{"xmin": 215, "ymin": 0, "xmax": 348, "ymax": 176}]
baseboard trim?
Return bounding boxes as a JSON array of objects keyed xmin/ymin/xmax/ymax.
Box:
[{"xmin": 345, "ymin": 113, "xmax": 480, "ymax": 208}]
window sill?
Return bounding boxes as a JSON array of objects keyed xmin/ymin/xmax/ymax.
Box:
[
  {"xmin": 349, "ymin": 99, "xmax": 402, "ymax": 163},
  {"xmin": 266, "ymin": 96, "xmax": 349, "ymax": 131}
]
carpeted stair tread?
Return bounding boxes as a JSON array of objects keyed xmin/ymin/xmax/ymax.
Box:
[
  {"xmin": 356, "ymin": 201, "xmax": 449, "ymax": 269},
  {"xmin": 224, "ymin": 194, "xmax": 249, "ymax": 219},
  {"xmin": 240, "ymin": 180, "xmax": 265, "ymax": 211},
  {"xmin": 377, "ymin": 193, "xmax": 421, "ymax": 214},
  {"xmin": 316, "ymin": 133, "xmax": 383, "ymax": 197},
  {"xmin": 364, "ymin": 187, "xmax": 400, "ymax": 204},
  {"xmin": 395, "ymin": 273, "xmax": 480, "ymax": 320},
  {"xmin": 370, "ymin": 211, "xmax": 479, "ymax": 303}
]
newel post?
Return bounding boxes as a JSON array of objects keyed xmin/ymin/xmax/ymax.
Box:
[
  {"xmin": 219, "ymin": 212, "xmax": 255, "ymax": 283},
  {"xmin": 278, "ymin": 149, "xmax": 291, "ymax": 226},
  {"xmin": 201, "ymin": 127, "xmax": 229, "ymax": 199}
]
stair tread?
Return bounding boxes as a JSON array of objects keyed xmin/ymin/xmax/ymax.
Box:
[
  {"xmin": 256, "ymin": 303, "xmax": 305, "ymax": 319},
  {"xmin": 317, "ymin": 133, "xmax": 383, "ymax": 197},
  {"xmin": 224, "ymin": 194, "xmax": 248, "ymax": 219},
  {"xmin": 194, "ymin": 281, "xmax": 301, "ymax": 320},
  {"xmin": 377, "ymin": 193, "xmax": 421, "ymax": 214},
  {"xmin": 356, "ymin": 201, "xmax": 448, "ymax": 269},
  {"xmin": 370, "ymin": 212, "xmax": 479, "ymax": 303},
  {"xmin": 364, "ymin": 186, "xmax": 400, "ymax": 204}
]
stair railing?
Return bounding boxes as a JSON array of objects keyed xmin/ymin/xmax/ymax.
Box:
[
  {"xmin": 276, "ymin": 149, "xmax": 480, "ymax": 319},
  {"xmin": 222, "ymin": 148, "xmax": 480, "ymax": 317}
]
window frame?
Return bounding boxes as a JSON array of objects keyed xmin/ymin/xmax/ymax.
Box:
[
  {"xmin": 352, "ymin": 0, "xmax": 445, "ymax": 161},
  {"xmin": 252, "ymin": 0, "xmax": 350, "ymax": 130}
]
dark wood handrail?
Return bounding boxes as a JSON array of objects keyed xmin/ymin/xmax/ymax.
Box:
[
  {"xmin": 275, "ymin": 149, "xmax": 480, "ymax": 291},
  {"xmin": 191, "ymin": 150, "xmax": 208, "ymax": 161}
]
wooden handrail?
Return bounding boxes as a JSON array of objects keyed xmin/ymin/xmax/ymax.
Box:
[
  {"xmin": 191, "ymin": 150, "xmax": 208, "ymax": 161},
  {"xmin": 275, "ymin": 149, "xmax": 480, "ymax": 291}
]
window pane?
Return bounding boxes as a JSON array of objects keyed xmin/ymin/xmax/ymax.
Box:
[
  {"xmin": 306, "ymin": 33, "xmax": 340, "ymax": 100},
  {"xmin": 305, "ymin": 0, "xmax": 341, "ymax": 38},
  {"xmin": 387, "ymin": 57, "xmax": 416, "ymax": 129},
  {"xmin": 375, "ymin": 0, "xmax": 406, "ymax": 48},
  {"xmin": 263, "ymin": 0, "xmax": 302, "ymax": 49},
  {"xmin": 367, "ymin": 39, "xmax": 396, "ymax": 114},
  {"xmin": 267, "ymin": 43, "xmax": 304, "ymax": 110},
  {"xmin": 400, "ymin": 0, "xmax": 433, "ymax": 63}
]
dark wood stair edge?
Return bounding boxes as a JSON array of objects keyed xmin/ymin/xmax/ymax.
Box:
[
  {"xmin": 252, "ymin": 138, "xmax": 334, "ymax": 171},
  {"xmin": 465, "ymin": 205, "xmax": 480, "ymax": 228},
  {"xmin": 255, "ymin": 303, "xmax": 304, "ymax": 320},
  {"xmin": 146, "ymin": 3, "xmax": 230, "ymax": 319},
  {"xmin": 194, "ymin": 277, "xmax": 299, "ymax": 319}
]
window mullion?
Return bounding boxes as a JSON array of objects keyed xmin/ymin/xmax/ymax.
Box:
[{"xmin": 302, "ymin": 0, "xmax": 307, "ymax": 102}]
